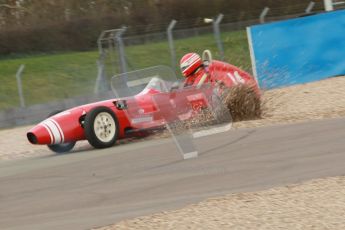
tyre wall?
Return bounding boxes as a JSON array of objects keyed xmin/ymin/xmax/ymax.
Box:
[{"xmin": 247, "ymin": 9, "xmax": 345, "ymax": 89}]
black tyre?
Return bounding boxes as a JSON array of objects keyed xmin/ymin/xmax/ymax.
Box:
[
  {"xmin": 47, "ymin": 110, "xmax": 76, "ymax": 154},
  {"xmin": 84, "ymin": 106, "xmax": 119, "ymax": 149},
  {"xmin": 48, "ymin": 142, "xmax": 76, "ymax": 154}
]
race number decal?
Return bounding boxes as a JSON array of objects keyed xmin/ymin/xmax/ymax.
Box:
[{"xmin": 227, "ymin": 71, "xmax": 245, "ymax": 85}]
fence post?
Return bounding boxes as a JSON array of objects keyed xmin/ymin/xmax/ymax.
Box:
[
  {"xmin": 94, "ymin": 55, "xmax": 108, "ymax": 94},
  {"xmin": 97, "ymin": 30, "xmax": 106, "ymax": 55},
  {"xmin": 16, "ymin": 64, "xmax": 25, "ymax": 108},
  {"xmin": 305, "ymin": 1, "xmax": 315, "ymax": 13},
  {"xmin": 167, "ymin": 20, "xmax": 177, "ymax": 71},
  {"xmin": 260, "ymin": 7, "xmax": 270, "ymax": 24},
  {"xmin": 95, "ymin": 30, "xmax": 108, "ymax": 94},
  {"xmin": 324, "ymin": 0, "xmax": 334, "ymax": 11},
  {"xmin": 115, "ymin": 27, "xmax": 128, "ymax": 74},
  {"xmin": 213, "ymin": 14, "xmax": 224, "ymax": 60},
  {"xmin": 95, "ymin": 28, "xmax": 130, "ymax": 94}
]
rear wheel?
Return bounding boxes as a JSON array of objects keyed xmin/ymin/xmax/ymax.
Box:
[
  {"xmin": 47, "ymin": 110, "xmax": 76, "ymax": 154},
  {"xmin": 210, "ymin": 93, "xmax": 232, "ymax": 124},
  {"xmin": 84, "ymin": 106, "xmax": 119, "ymax": 149}
]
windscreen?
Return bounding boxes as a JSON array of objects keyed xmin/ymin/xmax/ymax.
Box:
[
  {"xmin": 111, "ymin": 65, "xmax": 232, "ymax": 160},
  {"xmin": 111, "ymin": 65, "xmax": 178, "ymax": 98}
]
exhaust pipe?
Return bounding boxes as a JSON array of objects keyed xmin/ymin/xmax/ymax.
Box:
[{"xmin": 27, "ymin": 132, "xmax": 38, "ymax": 144}]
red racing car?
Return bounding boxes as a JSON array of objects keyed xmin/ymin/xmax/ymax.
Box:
[{"xmin": 27, "ymin": 51, "xmax": 260, "ymax": 153}]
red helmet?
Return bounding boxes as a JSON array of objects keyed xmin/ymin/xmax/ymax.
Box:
[{"xmin": 180, "ymin": 53, "xmax": 202, "ymax": 77}]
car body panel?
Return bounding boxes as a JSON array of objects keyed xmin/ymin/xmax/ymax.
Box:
[{"xmin": 27, "ymin": 62, "xmax": 259, "ymax": 147}]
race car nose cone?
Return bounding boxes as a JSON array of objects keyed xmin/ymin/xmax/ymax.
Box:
[{"xmin": 27, "ymin": 125, "xmax": 52, "ymax": 145}]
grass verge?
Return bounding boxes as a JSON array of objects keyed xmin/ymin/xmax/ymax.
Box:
[{"xmin": 0, "ymin": 30, "xmax": 250, "ymax": 110}]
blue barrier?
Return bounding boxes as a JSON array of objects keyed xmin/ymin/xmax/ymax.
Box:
[{"xmin": 247, "ymin": 10, "xmax": 345, "ymax": 89}]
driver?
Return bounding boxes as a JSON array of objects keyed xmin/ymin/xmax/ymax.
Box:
[{"xmin": 180, "ymin": 52, "xmax": 209, "ymax": 88}]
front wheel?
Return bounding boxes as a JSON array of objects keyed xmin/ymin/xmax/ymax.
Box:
[
  {"xmin": 84, "ymin": 106, "xmax": 119, "ymax": 149},
  {"xmin": 47, "ymin": 110, "xmax": 76, "ymax": 154},
  {"xmin": 48, "ymin": 142, "xmax": 76, "ymax": 154}
]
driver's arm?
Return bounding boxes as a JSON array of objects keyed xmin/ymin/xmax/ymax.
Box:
[
  {"xmin": 196, "ymin": 73, "xmax": 209, "ymax": 89},
  {"xmin": 183, "ymin": 76, "xmax": 195, "ymax": 88}
]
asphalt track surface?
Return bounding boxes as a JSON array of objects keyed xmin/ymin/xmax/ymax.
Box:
[{"xmin": 1, "ymin": 118, "xmax": 345, "ymax": 230}]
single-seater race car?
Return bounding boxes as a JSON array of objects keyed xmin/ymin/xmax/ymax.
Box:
[{"xmin": 27, "ymin": 50, "xmax": 260, "ymax": 153}]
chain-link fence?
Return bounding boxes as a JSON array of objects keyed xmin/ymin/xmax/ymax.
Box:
[{"xmin": 0, "ymin": 3, "xmax": 338, "ymax": 111}]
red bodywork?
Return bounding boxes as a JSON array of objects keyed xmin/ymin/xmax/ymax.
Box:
[{"xmin": 27, "ymin": 61, "xmax": 259, "ymax": 146}]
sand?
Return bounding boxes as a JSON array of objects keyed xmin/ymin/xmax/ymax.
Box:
[
  {"xmin": 93, "ymin": 76, "xmax": 345, "ymax": 230},
  {"xmin": 2, "ymin": 76, "xmax": 345, "ymax": 161},
  {"xmin": 2, "ymin": 76, "xmax": 345, "ymax": 229},
  {"xmin": 95, "ymin": 176, "xmax": 345, "ymax": 230},
  {"xmin": 234, "ymin": 76, "xmax": 345, "ymax": 129}
]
